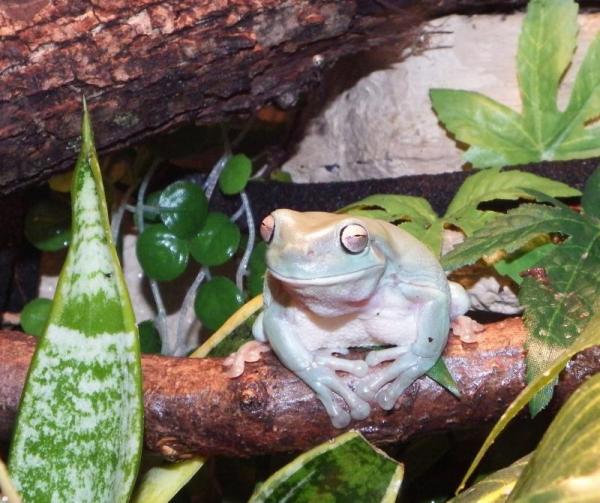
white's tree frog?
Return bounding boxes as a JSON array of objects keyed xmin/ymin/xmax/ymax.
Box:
[{"xmin": 225, "ymin": 209, "xmax": 472, "ymax": 428}]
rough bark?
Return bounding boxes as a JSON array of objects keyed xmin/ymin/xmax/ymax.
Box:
[
  {"xmin": 1, "ymin": 318, "xmax": 599, "ymax": 459},
  {"xmin": 0, "ymin": 0, "xmax": 531, "ymax": 195}
]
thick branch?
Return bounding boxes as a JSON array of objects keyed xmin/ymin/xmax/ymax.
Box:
[
  {"xmin": 0, "ymin": 0, "xmax": 532, "ymax": 195},
  {"xmin": 1, "ymin": 319, "xmax": 598, "ymax": 459}
]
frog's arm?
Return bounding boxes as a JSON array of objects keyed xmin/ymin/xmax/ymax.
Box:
[
  {"xmin": 358, "ymin": 283, "xmax": 450, "ymax": 410},
  {"xmin": 263, "ymin": 304, "xmax": 370, "ymax": 428}
]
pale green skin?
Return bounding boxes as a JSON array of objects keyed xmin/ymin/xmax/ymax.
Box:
[{"xmin": 253, "ymin": 209, "xmax": 469, "ymax": 428}]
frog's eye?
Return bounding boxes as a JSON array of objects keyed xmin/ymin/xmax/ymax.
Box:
[
  {"xmin": 260, "ymin": 214, "xmax": 275, "ymax": 243},
  {"xmin": 340, "ymin": 224, "xmax": 368, "ymax": 254}
]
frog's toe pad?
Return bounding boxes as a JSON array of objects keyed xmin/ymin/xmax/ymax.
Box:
[
  {"xmin": 376, "ymin": 387, "xmax": 398, "ymax": 411},
  {"xmin": 350, "ymin": 400, "xmax": 371, "ymax": 421}
]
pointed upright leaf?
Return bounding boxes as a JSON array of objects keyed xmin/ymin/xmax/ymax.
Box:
[
  {"xmin": 517, "ymin": 0, "xmax": 578, "ymax": 144},
  {"xmin": 8, "ymin": 103, "xmax": 143, "ymax": 502}
]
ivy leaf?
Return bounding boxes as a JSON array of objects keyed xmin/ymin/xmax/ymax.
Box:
[
  {"xmin": 520, "ymin": 234, "xmax": 600, "ymax": 415},
  {"xmin": 444, "ymin": 168, "xmax": 580, "ymax": 235},
  {"xmin": 443, "ymin": 192, "xmax": 600, "ymax": 415},
  {"xmin": 507, "ymin": 372, "xmax": 600, "ymax": 501},
  {"xmin": 8, "ymin": 102, "xmax": 143, "ymax": 502},
  {"xmin": 429, "ymin": 90, "xmax": 538, "ymax": 168},
  {"xmin": 441, "ymin": 204, "xmax": 590, "ymax": 272},
  {"xmin": 430, "ymin": 0, "xmax": 600, "ymax": 167},
  {"xmin": 249, "ymin": 431, "xmax": 403, "ymax": 503},
  {"xmin": 342, "ymin": 170, "xmax": 578, "ymax": 257}
]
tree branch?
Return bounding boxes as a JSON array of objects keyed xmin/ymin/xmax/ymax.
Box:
[
  {"xmin": 1, "ymin": 318, "xmax": 598, "ymax": 459},
  {"xmin": 0, "ymin": 0, "xmax": 533, "ymax": 195}
]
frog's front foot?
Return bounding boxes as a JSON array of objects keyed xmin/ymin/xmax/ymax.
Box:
[
  {"xmin": 298, "ymin": 366, "xmax": 371, "ymax": 428},
  {"xmin": 223, "ymin": 341, "xmax": 271, "ymax": 378},
  {"xmin": 314, "ymin": 348, "xmax": 368, "ymax": 377},
  {"xmin": 357, "ymin": 352, "xmax": 435, "ymax": 410}
]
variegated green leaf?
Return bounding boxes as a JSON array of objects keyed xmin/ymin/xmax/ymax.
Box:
[
  {"xmin": 507, "ymin": 372, "xmax": 600, "ymax": 501},
  {"xmin": 459, "ymin": 310, "xmax": 600, "ymax": 492},
  {"xmin": 249, "ymin": 431, "xmax": 403, "ymax": 503},
  {"xmin": 8, "ymin": 102, "xmax": 143, "ymax": 502},
  {"xmin": 450, "ymin": 455, "xmax": 530, "ymax": 503}
]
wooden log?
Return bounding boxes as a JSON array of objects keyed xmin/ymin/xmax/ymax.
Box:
[
  {"xmin": 0, "ymin": 0, "xmax": 532, "ymax": 195},
  {"xmin": 1, "ymin": 319, "xmax": 598, "ymax": 459}
]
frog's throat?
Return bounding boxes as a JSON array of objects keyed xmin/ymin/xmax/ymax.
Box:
[{"xmin": 267, "ymin": 265, "xmax": 385, "ymax": 286}]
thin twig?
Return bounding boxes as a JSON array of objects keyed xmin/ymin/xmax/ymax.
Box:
[
  {"xmin": 174, "ymin": 268, "xmax": 207, "ymax": 357},
  {"xmin": 111, "ymin": 183, "xmax": 137, "ymax": 244},
  {"xmin": 136, "ymin": 160, "xmax": 170, "ymax": 354},
  {"xmin": 236, "ymin": 191, "xmax": 255, "ymax": 291}
]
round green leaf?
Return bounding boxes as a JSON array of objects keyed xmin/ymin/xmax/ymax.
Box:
[
  {"xmin": 144, "ymin": 191, "xmax": 162, "ymax": 223},
  {"xmin": 247, "ymin": 241, "xmax": 267, "ymax": 297},
  {"xmin": 20, "ymin": 298, "xmax": 52, "ymax": 337},
  {"xmin": 189, "ymin": 212, "xmax": 241, "ymax": 266},
  {"xmin": 136, "ymin": 224, "xmax": 189, "ymax": 281},
  {"xmin": 218, "ymin": 154, "xmax": 252, "ymax": 195},
  {"xmin": 24, "ymin": 198, "xmax": 71, "ymax": 251},
  {"xmin": 159, "ymin": 181, "xmax": 208, "ymax": 238},
  {"xmin": 138, "ymin": 320, "xmax": 162, "ymax": 354},
  {"xmin": 194, "ymin": 276, "xmax": 244, "ymax": 331}
]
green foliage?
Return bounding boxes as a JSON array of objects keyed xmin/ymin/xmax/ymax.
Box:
[
  {"xmin": 450, "ymin": 455, "xmax": 530, "ymax": 503},
  {"xmin": 189, "ymin": 212, "xmax": 241, "ymax": 266},
  {"xmin": 143, "ymin": 191, "xmax": 162, "ymax": 223},
  {"xmin": 247, "ymin": 241, "xmax": 268, "ymax": 297},
  {"xmin": 9, "ymin": 102, "xmax": 143, "ymax": 502},
  {"xmin": 158, "ymin": 181, "xmax": 208, "ymax": 239},
  {"xmin": 507, "ymin": 372, "xmax": 600, "ymax": 501},
  {"xmin": 138, "ymin": 320, "xmax": 162, "ymax": 354},
  {"xmin": 460, "ymin": 309, "xmax": 600, "ymax": 492},
  {"xmin": 24, "ymin": 197, "xmax": 71, "ymax": 251},
  {"xmin": 194, "ymin": 276, "xmax": 245, "ymax": 331},
  {"xmin": 430, "ymin": 0, "xmax": 600, "ymax": 168},
  {"xmin": 249, "ymin": 431, "xmax": 403, "ymax": 503},
  {"xmin": 131, "ymin": 458, "xmax": 204, "ymax": 503},
  {"xmin": 341, "ymin": 168, "xmax": 578, "ymax": 256},
  {"xmin": 443, "ymin": 170, "xmax": 600, "ymax": 414},
  {"xmin": 219, "ymin": 154, "xmax": 252, "ymax": 195},
  {"xmin": 136, "ymin": 224, "xmax": 190, "ymax": 281},
  {"xmin": 19, "ymin": 298, "xmax": 52, "ymax": 338}
]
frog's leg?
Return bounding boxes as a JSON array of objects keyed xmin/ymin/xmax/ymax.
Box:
[
  {"xmin": 314, "ymin": 348, "xmax": 368, "ymax": 377},
  {"xmin": 364, "ymin": 346, "xmax": 408, "ymax": 367},
  {"xmin": 264, "ymin": 306, "xmax": 370, "ymax": 428},
  {"xmin": 358, "ymin": 284, "xmax": 449, "ymax": 410}
]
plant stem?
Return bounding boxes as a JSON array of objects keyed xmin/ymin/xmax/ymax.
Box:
[
  {"xmin": 236, "ymin": 191, "xmax": 255, "ymax": 292},
  {"xmin": 174, "ymin": 268, "xmax": 207, "ymax": 357},
  {"xmin": 136, "ymin": 160, "xmax": 171, "ymax": 354},
  {"xmin": 111, "ymin": 183, "xmax": 137, "ymax": 244}
]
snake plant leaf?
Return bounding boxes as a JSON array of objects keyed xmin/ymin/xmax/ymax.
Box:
[
  {"xmin": 431, "ymin": 0, "xmax": 600, "ymax": 167},
  {"xmin": 450, "ymin": 455, "xmax": 530, "ymax": 503},
  {"xmin": 249, "ymin": 431, "xmax": 403, "ymax": 503},
  {"xmin": 507, "ymin": 372, "xmax": 600, "ymax": 501},
  {"xmin": 459, "ymin": 310, "xmax": 600, "ymax": 493},
  {"xmin": 8, "ymin": 102, "xmax": 143, "ymax": 502}
]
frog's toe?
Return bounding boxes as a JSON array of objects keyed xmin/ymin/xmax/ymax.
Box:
[
  {"xmin": 350, "ymin": 400, "xmax": 371, "ymax": 421},
  {"xmin": 356, "ymin": 379, "xmax": 379, "ymax": 402},
  {"xmin": 376, "ymin": 387, "xmax": 398, "ymax": 411},
  {"xmin": 349, "ymin": 360, "xmax": 369, "ymax": 377},
  {"xmin": 365, "ymin": 346, "xmax": 408, "ymax": 367}
]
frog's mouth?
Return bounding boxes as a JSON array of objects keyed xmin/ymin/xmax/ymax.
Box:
[{"xmin": 267, "ymin": 265, "xmax": 384, "ymax": 286}]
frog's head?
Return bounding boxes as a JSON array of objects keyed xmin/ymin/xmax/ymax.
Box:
[{"xmin": 259, "ymin": 209, "xmax": 386, "ymax": 313}]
